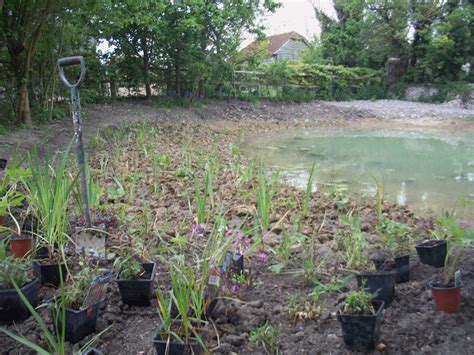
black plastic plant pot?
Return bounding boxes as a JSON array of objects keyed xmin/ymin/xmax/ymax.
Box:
[
  {"xmin": 152, "ymin": 320, "xmax": 204, "ymax": 355},
  {"xmin": 152, "ymin": 334, "xmax": 201, "ymax": 355},
  {"xmin": 220, "ymin": 251, "xmax": 244, "ymax": 275},
  {"xmin": 116, "ymin": 262, "xmax": 155, "ymax": 307},
  {"xmin": 0, "ymin": 158, "xmax": 7, "ymax": 170},
  {"xmin": 0, "ymin": 278, "xmax": 40, "ymax": 324},
  {"xmin": 337, "ymin": 301, "xmax": 385, "ymax": 352},
  {"xmin": 83, "ymin": 348, "xmax": 104, "ymax": 355},
  {"xmin": 33, "ymin": 261, "xmax": 68, "ymax": 287},
  {"xmin": 394, "ymin": 254, "xmax": 410, "ymax": 283},
  {"xmin": 356, "ymin": 271, "xmax": 396, "ymax": 307},
  {"xmin": 416, "ymin": 240, "xmax": 447, "ymax": 268},
  {"xmin": 58, "ymin": 302, "xmax": 102, "ymax": 343}
]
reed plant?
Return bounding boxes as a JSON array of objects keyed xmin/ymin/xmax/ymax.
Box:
[
  {"xmin": 22, "ymin": 140, "xmax": 78, "ymax": 261},
  {"xmin": 303, "ymin": 163, "xmax": 316, "ymax": 217},
  {"xmin": 256, "ymin": 164, "xmax": 272, "ymax": 231},
  {"xmin": 338, "ymin": 213, "xmax": 370, "ymax": 271}
]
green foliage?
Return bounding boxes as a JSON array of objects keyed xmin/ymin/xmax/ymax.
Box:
[
  {"xmin": 303, "ymin": 163, "xmax": 316, "ymax": 217},
  {"xmin": 341, "ymin": 289, "xmax": 375, "ymax": 316},
  {"xmin": 64, "ymin": 260, "xmax": 103, "ymax": 310},
  {"xmin": 338, "ymin": 214, "xmax": 370, "ymax": 270},
  {"xmin": 113, "ymin": 247, "xmax": 144, "ymax": 280},
  {"xmin": 0, "ymin": 240, "xmax": 31, "ymax": 289},
  {"xmin": 0, "ymin": 277, "xmax": 109, "ymax": 354},
  {"xmin": 313, "ymin": 0, "xmax": 473, "ymax": 84},
  {"xmin": 22, "ymin": 139, "xmax": 77, "ymax": 261},
  {"xmin": 255, "ymin": 164, "xmax": 272, "ymax": 231},
  {"xmin": 249, "ymin": 322, "xmax": 280, "ymax": 355},
  {"xmin": 377, "ymin": 218, "xmax": 412, "ymax": 257},
  {"xmin": 435, "ymin": 212, "xmax": 474, "ymax": 284}
]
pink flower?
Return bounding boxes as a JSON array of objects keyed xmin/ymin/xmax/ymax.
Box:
[{"xmin": 257, "ymin": 251, "xmax": 269, "ymax": 263}]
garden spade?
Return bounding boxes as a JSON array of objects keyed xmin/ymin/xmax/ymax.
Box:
[{"xmin": 58, "ymin": 56, "xmax": 105, "ymax": 258}]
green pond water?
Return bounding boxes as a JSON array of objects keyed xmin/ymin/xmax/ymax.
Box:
[{"xmin": 243, "ymin": 128, "xmax": 474, "ymax": 222}]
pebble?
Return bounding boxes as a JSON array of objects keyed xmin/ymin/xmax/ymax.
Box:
[
  {"xmin": 225, "ymin": 334, "xmax": 247, "ymax": 346},
  {"xmin": 327, "ymin": 333, "xmax": 339, "ymax": 341},
  {"xmin": 291, "ymin": 331, "xmax": 305, "ymax": 342},
  {"xmin": 320, "ymin": 310, "xmax": 331, "ymax": 321},
  {"xmin": 247, "ymin": 300, "xmax": 264, "ymax": 308}
]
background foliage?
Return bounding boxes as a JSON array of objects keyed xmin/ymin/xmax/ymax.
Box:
[{"xmin": 0, "ymin": 0, "xmax": 472, "ymax": 128}]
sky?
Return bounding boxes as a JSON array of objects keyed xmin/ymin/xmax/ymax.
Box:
[{"xmin": 242, "ymin": 0, "xmax": 336, "ymax": 46}]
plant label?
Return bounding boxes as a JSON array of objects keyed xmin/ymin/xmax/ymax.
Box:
[
  {"xmin": 454, "ymin": 270, "xmax": 461, "ymax": 287},
  {"xmin": 209, "ymin": 274, "xmax": 220, "ymax": 286}
]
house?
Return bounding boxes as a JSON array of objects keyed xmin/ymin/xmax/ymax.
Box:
[{"xmin": 241, "ymin": 31, "xmax": 309, "ymax": 62}]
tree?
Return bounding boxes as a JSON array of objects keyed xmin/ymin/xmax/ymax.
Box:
[{"xmin": 1, "ymin": 0, "xmax": 56, "ymax": 125}]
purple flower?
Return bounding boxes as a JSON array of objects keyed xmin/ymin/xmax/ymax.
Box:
[
  {"xmin": 226, "ymin": 228, "xmax": 251, "ymax": 254},
  {"xmin": 229, "ymin": 285, "xmax": 239, "ymax": 295},
  {"xmin": 257, "ymin": 251, "xmax": 269, "ymax": 263},
  {"xmin": 191, "ymin": 223, "xmax": 207, "ymax": 238}
]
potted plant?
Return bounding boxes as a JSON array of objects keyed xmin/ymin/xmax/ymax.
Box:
[
  {"xmin": 415, "ymin": 220, "xmax": 448, "ymax": 268},
  {"xmin": 154, "ymin": 262, "xmax": 207, "ymax": 355},
  {"xmin": 54, "ymin": 261, "xmax": 109, "ymax": 343},
  {"xmin": 338, "ymin": 214, "xmax": 396, "ymax": 306},
  {"xmin": 0, "ymin": 239, "xmax": 39, "ymax": 324},
  {"xmin": 375, "ymin": 218, "xmax": 412, "ymax": 283},
  {"xmin": 0, "ymin": 189, "xmax": 32, "ymax": 258},
  {"xmin": 429, "ymin": 214, "xmax": 474, "ymax": 313},
  {"xmin": 113, "ymin": 246, "xmax": 155, "ymax": 307},
  {"xmin": 337, "ymin": 288, "xmax": 385, "ymax": 352},
  {"xmin": 0, "ymin": 273, "xmax": 110, "ymax": 354},
  {"xmin": 22, "ymin": 146, "xmax": 76, "ymax": 286}
]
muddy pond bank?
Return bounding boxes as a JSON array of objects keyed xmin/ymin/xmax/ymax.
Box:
[{"xmin": 1, "ymin": 120, "xmax": 473, "ymax": 354}]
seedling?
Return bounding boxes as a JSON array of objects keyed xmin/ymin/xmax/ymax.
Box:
[
  {"xmin": 288, "ymin": 295, "xmax": 322, "ymax": 321},
  {"xmin": 341, "ymin": 289, "xmax": 375, "ymax": 316},
  {"xmin": 377, "ymin": 217, "xmax": 412, "ymax": 258},
  {"xmin": 113, "ymin": 246, "xmax": 145, "ymax": 279},
  {"xmin": 250, "ymin": 322, "xmax": 280, "ymax": 355},
  {"xmin": 0, "ymin": 239, "xmax": 31, "ymax": 289}
]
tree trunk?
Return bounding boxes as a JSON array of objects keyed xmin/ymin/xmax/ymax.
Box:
[
  {"xmin": 166, "ymin": 67, "xmax": 172, "ymax": 97},
  {"xmin": 175, "ymin": 54, "xmax": 181, "ymax": 98},
  {"xmin": 17, "ymin": 81, "xmax": 32, "ymax": 126},
  {"xmin": 198, "ymin": 79, "xmax": 205, "ymax": 101},
  {"xmin": 143, "ymin": 46, "xmax": 151, "ymax": 99},
  {"xmin": 110, "ymin": 79, "xmax": 117, "ymax": 102}
]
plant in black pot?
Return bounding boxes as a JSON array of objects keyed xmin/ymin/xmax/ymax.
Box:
[
  {"xmin": 0, "ymin": 239, "xmax": 39, "ymax": 324},
  {"xmin": 22, "ymin": 144, "xmax": 76, "ymax": 286},
  {"xmin": 0, "ymin": 269, "xmax": 109, "ymax": 354},
  {"xmin": 415, "ymin": 219, "xmax": 449, "ymax": 268},
  {"xmin": 338, "ymin": 214, "xmax": 396, "ymax": 307},
  {"xmin": 56, "ymin": 260, "xmax": 109, "ymax": 343},
  {"xmin": 428, "ymin": 213, "xmax": 474, "ymax": 313},
  {"xmin": 337, "ymin": 288, "xmax": 385, "ymax": 352},
  {"xmin": 376, "ymin": 218, "xmax": 412, "ymax": 283},
  {"xmin": 154, "ymin": 260, "xmax": 208, "ymax": 355},
  {"xmin": 113, "ymin": 245, "xmax": 155, "ymax": 307}
]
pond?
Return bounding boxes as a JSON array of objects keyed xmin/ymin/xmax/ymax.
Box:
[{"xmin": 242, "ymin": 127, "xmax": 474, "ymax": 222}]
